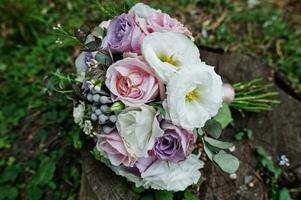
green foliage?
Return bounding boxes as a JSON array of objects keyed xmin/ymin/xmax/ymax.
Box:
[
  {"xmin": 213, "ymin": 103, "xmax": 233, "ymax": 128},
  {"xmin": 256, "ymin": 146, "xmax": 281, "ymax": 178},
  {"xmin": 30, "ymin": 157, "xmax": 56, "ymax": 186},
  {"xmin": 154, "ymin": 191, "xmax": 173, "ymax": 200},
  {"xmin": 234, "ymin": 129, "xmax": 253, "ymax": 141},
  {"xmin": 213, "ymin": 151, "xmax": 239, "ymax": 174},
  {"xmin": 202, "ymin": 136, "xmax": 239, "ymax": 173},
  {"xmin": 0, "ymin": 0, "xmax": 89, "ymax": 199},
  {"xmin": 0, "ymin": 0, "xmax": 299, "ymax": 199},
  {"xmin": 0, "ymin": 186, "xmax": 18, "ymax": 200},
  {"xmin": 183, "ymin": 191, "xmax": 199, "ymax": 200},
  {"xmin": 255, "ymin": 146, "xmax": 293, "ymax": 200},
  {"xmin": 279, "ymin": 188, "xmax": 292, "ymax": 200},
  {"xmin": 204, "ymin": 119, "xmax": 222, "ymax": 139},
  {"xmin": 204, "ymin": 137, "xmax": 233, "ymax": 149},
  {"xmin": 196, "ymin": 0, "xmax": 301, "ymax": 91},
  {"xmin": 231, "ymin": 79, "xmax": 280, "ymax": 113}
]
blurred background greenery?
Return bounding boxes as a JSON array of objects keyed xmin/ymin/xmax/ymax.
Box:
[{"xmin": 0, "ymin": 0, "xmax": 300, "ymax": 199}]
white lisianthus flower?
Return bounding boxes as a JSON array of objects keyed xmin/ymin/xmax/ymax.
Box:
[
  {"xmin": 129, "ymin": 3, "xmax": 158, "ymax": 18},
  {"xmin": 166, "ymin": 63, "xmax": 223, "ymax": 129},
  {"xmin": 116, "ymin": 105, "xmax": 164, "ymax": 158},
  {"xmin": 98, "ymin": 150, "xmax": 203, "ymax": 191},
  {"xmin": 142, "ymin": 32, "xmax": 200, "ymax": 83},
  {"xmin": 73, "ymin": 101, "xmax": 85, "ymax": 127},
  {"xmin": 141, "ymin": 154, "xmax": 203, "ymax": 191}
]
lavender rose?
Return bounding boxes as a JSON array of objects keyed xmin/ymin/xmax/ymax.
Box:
[
  {"xmin": 101, "ymin": 13, "xmax": 145, "ymax": 54},
  {"xmin": 151, "ymin": 118, "xmax": 196, "ymax": 162}
]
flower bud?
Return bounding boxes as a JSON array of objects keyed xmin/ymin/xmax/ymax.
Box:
[
  {"xmin": 109, "ymin": 101, "xmax": 125, "ymax": 112},
  {"xmin": 222, "ymin": 83, "xmax": 235, "ymax": 104}
]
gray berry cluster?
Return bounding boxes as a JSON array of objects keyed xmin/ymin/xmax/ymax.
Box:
[{"xmin": 86, "ymin": 88, "xmax": 117, "ymax": 134}]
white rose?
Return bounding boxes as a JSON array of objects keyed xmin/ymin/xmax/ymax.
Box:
[
  {"xmin": 129, "ymin": 3, "xmax": 158, "ymax": 18},
  {"xmin": 166, "ymin": 63, "xmax": 223, "ymax": 129},
  {"xmin": 73, "ymin": 101, "xmax": 85, "ymax": 127},
  {"xmin": 116, "ymin": 105, "xmax": 164, "ymax": 158},
  {"xmin": 142, "ymin": 32, "xmax": 200, "ymax": 83},
  {"xmin": 141, "ymin": 154, "xmax": 204, "ymax": 191}
]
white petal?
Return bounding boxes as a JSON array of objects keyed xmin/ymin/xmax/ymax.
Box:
[{"xmin": 142, "ymin": 32, "xmax": 200, "ymax": 83}]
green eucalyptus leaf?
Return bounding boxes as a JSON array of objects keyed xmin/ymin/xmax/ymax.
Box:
[
  {"xmin": 213, "ymin": 103, "xmax": 233, "ymax": 128},
  {"xmin": 204, "ymin": 119, "xmax": 222, "ymax": 139},
  {"xmin": 91, "ymin": 27, "xmax": 105, "ymax": 39},
  {"xmin": 204, "ymin": 137, "xmax": 233, "ymax": 149},
  {"xmin": 202, "ymin": 138, "xmax": 220, "ymax": 161},
  {"xmin": 84, "ymin": 38, "xmax": 102, "ymax": 51},
  {"xmin": 193, "ymin": 128, "xmax": 203, "ymax": 136},
  {"xmin": 213, "ymin": 151, "xmax": 239, "ymax": 174},
  {"xmin": 197, "ymin": 128, "xmax": 204, "ymax": 136},
  {"xmin": 95, "ymin": 51, "xmax": 112, "ymax": 65},
  {"xmin": 203, "ymin": 140, "xmax": 214, "ymax": 160}
]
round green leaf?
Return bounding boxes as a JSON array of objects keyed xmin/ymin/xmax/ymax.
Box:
[
  {"xmin": 213, "ymin": 103, "xmax": 233, "ymax": 128},
  {"xmin": 204, "ymin": 119, "xmax": 222, "ymax": 139},
  {"xmin": 213, "ymin": 152, "xmax": 239, "ymax": 174}
]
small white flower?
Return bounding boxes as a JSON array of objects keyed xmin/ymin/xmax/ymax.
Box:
[
  {"xmin": 165, "ymin": 64, "xmax": 223, "ymax": 129},
  {"xmin": 142, "ymin": 32, "xmax": 200, "ymax": 83},
  {"xmin": 83, "ymin": 120, "xmax": 93, "ymax": 136},
  {"xmin": 73, "ymin": 101, "xmax": 85, "ymax": 127},
  {"xmin": 141, "ymin": 154, "xmax": 204, "ymax": 191},
  {"xmin": 129, "ymin": 3, "xmax": 158, "ymax": 18},
  {"xmin": 116, "ymin": 105, "xmax": 164, "ymax": 158}
]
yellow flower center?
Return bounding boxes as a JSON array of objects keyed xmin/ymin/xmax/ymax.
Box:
[
  {"xmin": 186, "ymin": 89, "xmax": 199, "ymax": 102},
  {"xmin": 159, "ymin": 55, "xmax": 179, "ymax": 69}
]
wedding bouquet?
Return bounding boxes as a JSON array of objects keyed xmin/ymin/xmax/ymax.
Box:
[{"xmin": 51, "ymin": 2, "xmax": 279, "ymax": 192}]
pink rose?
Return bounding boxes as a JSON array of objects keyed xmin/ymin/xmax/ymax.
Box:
[
  {"xmin": 97, "ymin": 129, "xmax": 135, "ymax": 167},
  {"xmin": 146, "ymin": 12, "xmax": 191, "ymax": 36},
  {"xmin": 105, "ymin": 57, "xmax": 162, "ymax": 106}
]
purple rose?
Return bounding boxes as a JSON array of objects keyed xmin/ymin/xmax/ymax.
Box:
[
  {"xmin": 151, "ymin": 118, "xmax": 196, "ymax": 162},
  {"xmin": 101, "ymin": 13, "xmax": 145, "ymax": 54}
]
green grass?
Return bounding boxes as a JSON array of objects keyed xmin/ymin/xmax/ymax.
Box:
[{"xmin": 0, "ymin": 0, "xmax": 300, "ymax": 199}]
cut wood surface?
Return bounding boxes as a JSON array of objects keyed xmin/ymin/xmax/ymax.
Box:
[{"xmin": 79, "ymin": 50, "xmax": 301, "ymax": 200}]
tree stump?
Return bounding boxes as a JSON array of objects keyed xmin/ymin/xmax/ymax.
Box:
[{"xmin": 79, "ymin": 50, "xmax": 301, "ymax": 200}]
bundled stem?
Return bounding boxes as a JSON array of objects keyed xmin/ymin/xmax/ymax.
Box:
[{"xmin": 230, "ymin": 78, "xmax": 280, "ymax": 113}]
